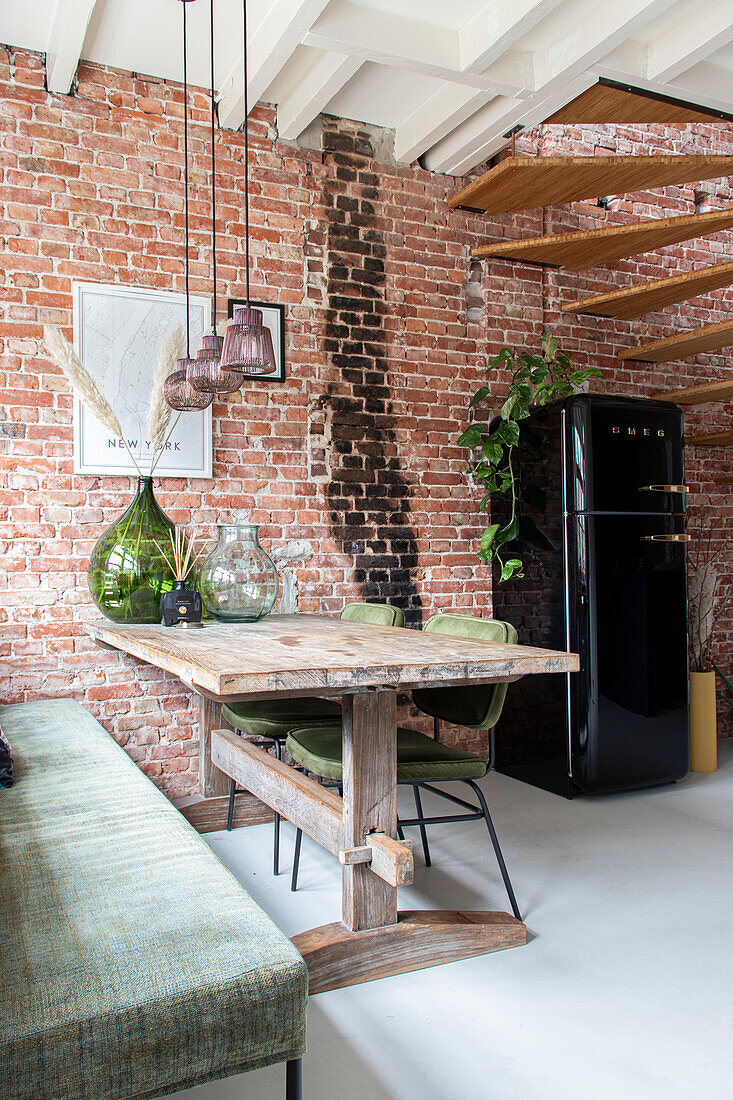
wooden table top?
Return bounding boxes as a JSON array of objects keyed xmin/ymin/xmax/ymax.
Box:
[{"xmin": 88, "ymin": 615, "xmax": 579, "ymax": 698}]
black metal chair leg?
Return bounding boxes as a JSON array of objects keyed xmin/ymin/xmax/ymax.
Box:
[
  {"xmin": 226, "ymin": 778, "xmax": 236, "ymax": 831},
  {"xmin": 396, "ymin": 819, "xmax": 405, "ymax": 841},
  {"xmin": 433, "ymin": 716, "xmax": 440, "ymax": 743},
  {"xmin": 412, "ymin": 784, "xmax": 432, "ymax": 867},
  {"xmin": 291, "ymin": 828, "xmax": 303, "ymax": 892},
  {"xmin": 467, "ymin": 779, "xmax": 522, "ymax": 922},
  {"xmin": 286, "ymin": 1057, "xmax": 302, "ymax": 1100}
]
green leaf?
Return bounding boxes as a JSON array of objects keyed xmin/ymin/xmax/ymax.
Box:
[
  {"xmin": 541, "ymin": 333, "xmax": 558, "ymax": 359},
  {"xmin": 497, "ymin": 420, "xmax": 520, "ymax": 446},
  {"xmin": 469, "ymin": 386, "xmax": 490, "ymax": 408},
  {"xmin": 500, "ymin": 558, "xmax": 524, "ymax": 582},
  {"xmin": 482, "ymin": 439, "xmax": 503, "ymax": 464},
  {"xmin": 458, "ymin": 425, "xmax": 483, "ymax": 448},
  {"xmin": 500, "ymin": 394, "xmax": 518, "ymax": 421},
  {"xmin": 497, "ymin": 517, "xmax": 519, "ymax": 545},
  {"xmin": 480, "ymin": 523, "xmax": 501, "ymax": 551}
]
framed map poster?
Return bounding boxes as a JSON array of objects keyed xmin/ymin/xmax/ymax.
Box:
[{"xmin": 72, "ymin": 282, "xmax": 212, "ymax": 478}]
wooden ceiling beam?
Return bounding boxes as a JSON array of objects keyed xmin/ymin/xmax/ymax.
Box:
[
  {"xmin": 450, "ymin": 155, "xmax": 733, "ymax": 215},
  {"xmin": 563, "ymin": 260, "xmax": 733, "ymax": 319},
  {"xmin": 618, "ymin": 319, "xmax": 733, "ymax": 363},
  {"xmin": 471, "ymin": 206, "xmax": 733, "ymax": 269}
]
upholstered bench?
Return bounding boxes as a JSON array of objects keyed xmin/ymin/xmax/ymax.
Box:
[{"xmin": 0, "ymin": 699, "xmax": 307, "ymax": 1100}]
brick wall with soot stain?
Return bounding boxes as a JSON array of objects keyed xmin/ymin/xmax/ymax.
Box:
[
  {"xmin": 321, "ymin": 125, "xmax": 423, "ymax": 626},
  {"xmin": 2, "ymin": 44, "xmax": 733, "ymax": 799}
]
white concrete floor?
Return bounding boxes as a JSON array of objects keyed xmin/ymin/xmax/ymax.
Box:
[{"xmin": 171, "ymin": 745, "xmax": 732, "ymax": 1100}]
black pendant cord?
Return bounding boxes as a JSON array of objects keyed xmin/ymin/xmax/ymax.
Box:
[
  {"xmin": 209, "ymin": 0, "xmax": 218, "ymax": 336},
  {"xmin": 182, "ymin": 0, "xmax": 191, "ymax": 357},
  {"xmin": 243, "ymin": 0, "xmax": 250, "ymax": 308}
]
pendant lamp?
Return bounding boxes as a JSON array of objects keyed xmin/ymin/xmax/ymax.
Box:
[
  {"xmin": 187, "ymin": 0, "xmax": 244, "ymax": 394},
  {"xmin": 165, "ymin": 0, "xmax": 213, "ymax": 412},
  {"xmin": 219, "ymin": 0, "xmax": 277, "ymax": 376}
]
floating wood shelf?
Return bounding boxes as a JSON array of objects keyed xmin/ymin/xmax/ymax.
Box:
[
  {"xmin": 685, "ymin": 430, "xmax": 733, "ymax": 446},
  {"xmin": 652, "ymin": 379, "xmax": 733, "ymax": 405},
  {"xmin": 471, "ymin": 206, "xmax": 733, "ymax": 269},
  {"xmin": 546, "ymin": 80, "xmax": 733, "ymax": 126},
  {"xmin": 450, "ymin": 155, "xmax": 733, "ymax": 215},
  {"xmin": 563, "ymin": 261, "xmax": 733, "ymax": 319},
  {"xmin": 618, "ymin": 319, "xmax": 733, "ymax": 363}
]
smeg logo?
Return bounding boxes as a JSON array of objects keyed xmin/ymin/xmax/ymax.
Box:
[{"xmin": 610, "ymin": 426, "xmax": 665, "ymax": 437}]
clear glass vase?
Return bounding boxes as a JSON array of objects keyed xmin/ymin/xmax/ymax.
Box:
[
  {"xmin": 88, "ymin": 476, "xmax": 176, "ymax": 623},
  {"xmin": 198, "ymin": 524, "xmax": 278, "ymax": 623}
]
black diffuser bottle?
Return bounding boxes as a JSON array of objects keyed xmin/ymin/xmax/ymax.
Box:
[
  {"xmin": 161, "ymin": 581, "xmax": 202, "ymax": 627},
  {"xmin": 157, "ymin": 527, "xmax": 204, "ymax": 628}
]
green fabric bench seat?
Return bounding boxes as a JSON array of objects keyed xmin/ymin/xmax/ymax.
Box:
[
  {"xmin": 222, "ymin": 696, "xmax": 342, "ymax": 740},
  {"xmin": 286, "ymin": 723, "xmax": 488, "ymax": 783},
  {"xmin": 0, "ymin": 699, "xmax": 308, "ymax": 1100}
]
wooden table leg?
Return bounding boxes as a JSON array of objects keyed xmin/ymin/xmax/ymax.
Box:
[
  {"xmin": 198, "ymin": 695, "xmax": 233, "ymax": 798},
  {"xmin": 341, "ymin": 689, "xmax": 398, "ymax": 932},
  {"xmin": 292, "ymin": 685, "xmax": 527, "ymax": 993}
]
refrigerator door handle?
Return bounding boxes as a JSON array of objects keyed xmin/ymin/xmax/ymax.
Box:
[
  {"xmin": 638, "ymin": 484, "xmax": 688, "ymax": 493},
  {"xmin": 640, "ymin": 533, "xmax": 690, "ymax": 542}
]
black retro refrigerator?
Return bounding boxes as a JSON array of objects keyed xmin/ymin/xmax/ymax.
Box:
[{"xmin": 492, "ymin": 394, "xmax": 689, "ymax": 797}]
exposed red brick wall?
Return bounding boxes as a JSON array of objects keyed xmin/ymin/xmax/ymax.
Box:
[{"xmin": 1, "ymin": 44, "xmax": 732, "ymax": 797}]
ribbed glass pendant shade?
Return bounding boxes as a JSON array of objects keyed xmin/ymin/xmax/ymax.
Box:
[
  {"xmin": 186, "ymin": 334, "xmax": 243, "ymax": 394},
  {"xmin": 164, "ymin": 360, "xmax": 214, "ymax": 411},
  {"xmin": 220, "ymin": 306, "xmax": 276, "ymax": 375}
]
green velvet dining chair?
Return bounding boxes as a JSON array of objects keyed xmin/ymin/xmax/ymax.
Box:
[
  {"xmin": 286, "ymin": 612, "xmax": 522, "ymax": 920},
  {"xmin": 223, "ymin": 601, "xmax": 405, "ymax": 875}
]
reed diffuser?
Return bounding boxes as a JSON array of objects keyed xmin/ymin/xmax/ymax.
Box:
[{"xmin": 155, "ymin": 527, "xmax": 206, "ymax": 627}]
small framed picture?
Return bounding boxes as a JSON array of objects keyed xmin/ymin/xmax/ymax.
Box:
[{"xmin": 227, "ymin": 299, "xmax": 285, "ymax": 382}]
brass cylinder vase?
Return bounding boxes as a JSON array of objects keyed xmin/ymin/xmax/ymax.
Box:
[{"xmin": 689, "ymin": 671, "xmax": 717, "ymax": 773}]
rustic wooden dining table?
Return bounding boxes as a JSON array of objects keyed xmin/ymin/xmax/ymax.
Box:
[{"xmin": 88, "ymin": 614, "xmax": 578, "ymax": 993}]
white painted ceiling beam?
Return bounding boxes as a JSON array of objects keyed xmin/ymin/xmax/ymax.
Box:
[
  {"xmin": 459, "ymin": 0, "xmax": 565, "ymax": 75},
  {"xmin": 218, "ymin": 0, "xmax": 330, "ymax": 130},
  {"xmin": 45, "ymin": 0, "xmax": 98, "ymax": 94},
  {"xmin": 303, "ymin": 0, "xmax": 517, "ymax": 92},
  {"xmin": 422, "ymin": 74, "xmax": 595, "ymax": 177},
  {"xmin": 647, "ymin": 0, "xmax": 733, "ymax": 82},
  {"xmin": 277, "ymin": 50, "xmax": 361, "ymax": 140},
  {"xmin": 394, "ymin": 84, "xmax": 497, "ymax": 165},
  {"xmin": 531, "ymin": 0, "xmax": 680, "ymax": 91},
  {"xmin": 671, "ymin": 61, "xmax": 733, "ymax": 116}
]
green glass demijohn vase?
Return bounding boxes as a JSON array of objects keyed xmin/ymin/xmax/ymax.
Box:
[{"xmin": 88, "ymin": 476, "xmax": 177, "ymax": 623}]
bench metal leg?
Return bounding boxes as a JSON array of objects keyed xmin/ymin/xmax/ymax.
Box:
[
  {"xmin": 226, "ymin": 779, "xmax": 236, "ymax": 831},
  {"xmin": 273, "ymin": 740, "xmax": 283, "ymax": 875},
  {"xmin": 286, "ymin": 1057, "xmax": 302, "ymax": 1100}
]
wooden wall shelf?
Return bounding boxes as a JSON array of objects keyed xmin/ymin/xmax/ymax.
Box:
[
  {"xmin": 652, "ymin": 379, "xmax": 733, "ymax": 405},
  {"xmin": 563, "ymin": 261, "xmax": 733, "ymax": 319},
  {"xmin": 685, "ymin": 430, "xmax": 733, "ymax": 446},
  {"xmin": 450, "ymin": 155, "xmax": 733, "ymax": 215},
  {"xmin": 471, "ymin": 207, "xmax": 733, "ymax": 269},
  {"xmin": 618, "ymin": 319, "xmax": 733, "ymax": 363},
  {"xmin": 546, "ymin": 80, "xmax": 733, "ymax": 126}
]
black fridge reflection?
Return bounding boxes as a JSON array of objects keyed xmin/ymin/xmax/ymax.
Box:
[{"xmin": 491, "ymin": 395, "xmax": 689, "ymax": 797}]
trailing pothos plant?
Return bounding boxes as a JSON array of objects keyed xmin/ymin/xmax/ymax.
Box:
[{"xmin": 458, "ymin": 333, "xmax": 602, "ymax": 581}]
